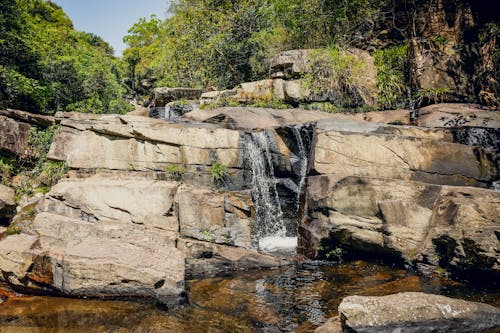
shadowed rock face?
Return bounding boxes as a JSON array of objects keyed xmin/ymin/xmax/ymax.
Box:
[
  {"xmin": 299, "ymin": 117, "xmax": 499, "ymax": 280},
  {"xmin": 336, "ymin": 292, "xmax": 500, "ymax": 333}
]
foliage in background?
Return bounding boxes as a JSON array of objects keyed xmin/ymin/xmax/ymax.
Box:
[
  {"xmin": 373, "ymin": 45, "xmax": 409, "ymax": 109},
  {"xmin": 0, "ymin": 0, "xmax": 133, "ymax": 115},
  {"xmin": 123, "ymin": 0, "xmax": 389, "ymax": 91},
  {"xmin": 302, "ymin": 46, "xmax": 374, "ymax": 109}
]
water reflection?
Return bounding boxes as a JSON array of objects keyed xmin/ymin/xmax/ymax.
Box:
[{"xmin": 1, "ymin": 261, "xmax": 498, "ymax": 333}]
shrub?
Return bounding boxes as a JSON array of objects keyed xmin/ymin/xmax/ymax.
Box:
[
  {"xmin": 165, "ymin": 164, "xmax": 185, "ymax": 180},
  {"xmin": 303, "ymin": 45, "xmax": 371, "ymax": 109},
  {"xmin": 210, "ymin": 163, "xmax": 229, "ymax": 184},
  {"xmin": 373, "ymin": 44, "xmax": 408, "ymax": 109}
]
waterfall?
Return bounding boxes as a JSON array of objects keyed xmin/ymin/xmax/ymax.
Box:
[
  {"xmin": 244, "ymin": 131, "xmax": 285, "ymax": 238},
  {"xmin": 243, "ymin": 131, "xmax": 299, "ymax": 253},
  {"xmin": 291, "ymin": 125, "xmax": 309, "ymax": 213}
]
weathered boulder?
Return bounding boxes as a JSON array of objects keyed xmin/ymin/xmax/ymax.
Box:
[
  {"xmin": 337, "ymin": 292, "xmax": 500, "ymax": 333},
  {"xmin": 310, "ymin": 119, "xmax": 496, "ymax": 187},
  {"xmin": 186, "ymin": 107, "xmax": 339, "ymax": 130},
  {"xmin": 178, "ymin": 185, "xmax": 254, "ymax": 248},
  {"xmin": 0, "ymin": 176, "xmax": 185, "ymax": 305},
  {"xmin": 416, "ymin": 187, "xmax": 500, "ymax": 280},
  {"xmin": 0, "ymin": 185, "xmax": 15, "ymax": 219},
  {"xmin": 148, "ymin": 87, "xmax": 203, "ymax": 108},
  {"xmin": 299, "ymin": 176, "xmax": 440, "ymax": 261},
  {"xmin": 299, "ymin": 117, "xmax": 499, "ymax": 278},
  {"xmin": 0, "ymin": 109, "xmax": 55, "ymax": 127},
  {"xmin": 299, "ymin": 175, "xmax": 500, "ymax": 279},
  {"xmin": 0, "ymin": 115, "xmax": 31, "ymax": 158},
  {"xmin": 269, "ymin": 49, "xmax": 313, "ymax": 79}
]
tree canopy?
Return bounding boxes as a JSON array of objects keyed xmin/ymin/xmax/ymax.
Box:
[
  {"xmin": 0, "ymin": 0, "xmax": 132, "ymax": 114},
  {"xmin": 123, "ymin": 0, "xmax": 389, "ymax": 92}
]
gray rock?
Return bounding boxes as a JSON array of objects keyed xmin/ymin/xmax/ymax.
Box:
[{"xmin": 338, "ymin": 292, "xmax": 500, "ymax": 333}]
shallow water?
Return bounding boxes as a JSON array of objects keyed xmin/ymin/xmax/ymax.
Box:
[{"xmin": 1, "ymin": 261, "xmax": 499, "ymax": 333}]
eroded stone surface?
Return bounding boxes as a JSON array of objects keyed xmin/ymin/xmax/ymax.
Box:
[{"xmin": 338, "ymin": 292, "xmax": 500, "ymax": 333}]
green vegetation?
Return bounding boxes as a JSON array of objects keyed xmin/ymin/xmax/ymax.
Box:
[
  {"xmin": 210, "ymin": 163, "xmax": 230, "ymax": 185},
  {"xmin": 165, "ymin": 164, "xmax": 185, "ymax": 180},
  {"xmin": 302, "ymin": 45, "xmax": 371, "ymax": 109},
  {"xmin": 374, "ymin": 45, "xmax": 409, "ymax": 109},
  {"xmin": 0, "ymin": 0, "xmax": 133, "ymax": 115},
  {"xmin": 415, "ymin": 87, "xmax": 453, "ymax": 106},
  {"xmin": 123, "ymin": 0, "xmax": 388, "ymax": 91}
]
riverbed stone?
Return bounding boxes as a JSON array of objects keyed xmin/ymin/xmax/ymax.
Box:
[
  {"xmin": 337, "ymin": 292, "xmax": 500, "ymax": 333},
  {"xmin": 177, "ymin": 238, "xmax": 288, "ymax": 278}
]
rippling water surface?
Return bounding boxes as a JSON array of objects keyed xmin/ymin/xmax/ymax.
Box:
[{"xmin": 1, "ymin": 261, "xmax": 499, "ymax": 333}]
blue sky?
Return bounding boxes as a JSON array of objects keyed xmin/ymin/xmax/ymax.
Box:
[{"xmin": 53, "ymin": 0, "xmax": 168, "ymax": 56}]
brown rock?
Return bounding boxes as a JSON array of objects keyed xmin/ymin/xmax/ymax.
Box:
[
  {"xmin": 0, "ymin": 115, "xmax": 31, "ymax": 158},
  {"xmin": 148, "ymin": 87, "xmax": 203, "ymax": 107},
  {"xmin": 0, "ymin": 109, "xmax": 55, "ymax": 127}
]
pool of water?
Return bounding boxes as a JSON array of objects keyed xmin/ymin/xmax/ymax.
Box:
[{"xmin": 1, "ymin": 261, "xmax": 499, "ymax": 333}]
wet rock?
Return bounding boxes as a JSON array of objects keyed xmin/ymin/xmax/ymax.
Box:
[
  {"xmin": 177, "ymin": 238, "xmax": 288, "ymax": 278},
  {"xmin": 0, "ymin": 184, "xmax": 15, "ymax": 219},
  {"xmin": 337, "ymin": 292, "xmax": 500, "ymax": 333},
  {"xmin": 148, "ymin": 87, "xmax": 203, "ymax": 108}
]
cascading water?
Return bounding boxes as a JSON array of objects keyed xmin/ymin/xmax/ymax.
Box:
[
  {"xmin": 243, "ymin": 131, "xmax": 297, "ymax": 253},
  {"xmin": 291, "ymin": 125, "xmax": 309, "ymax": 213}
]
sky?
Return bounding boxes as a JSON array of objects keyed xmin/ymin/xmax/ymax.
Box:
[{"xmin": 53, "ymin": 0, "xmax": 168, "ymax": 56}]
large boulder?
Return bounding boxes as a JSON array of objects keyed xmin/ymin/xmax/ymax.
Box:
[
  {"xmin": 299, "ymin": 175, "xmax": 500, "ymax": 279},
  {"xmin": 299, "ymin": 117, "xmax": 499, "ymax": 279},
  {"xmin": 0, "ymin": 176, "xmax": 185, "ymax": 306},
  {"xmin": 416, "ymin": 103, "xmax": 500, "ymax": 129},
  {"xmin": 148, "ymin": 87, "xmax": 203, "ymax": 108},
  {"xmin": 336, "ymin": 292, "xmax": 500, "ymax": 333}
]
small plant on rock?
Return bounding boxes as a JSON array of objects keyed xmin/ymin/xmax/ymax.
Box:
[
  {"xmin": 165, "ymin": 164, "xmax": 185, "ymax": 180},
  {"xmin": 210, "ymin": 163, "xmax": 229, "ymax": 185}
]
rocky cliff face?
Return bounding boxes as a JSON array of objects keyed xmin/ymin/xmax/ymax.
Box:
[
  {"xmin": 0, "ymin": 102, "xmax": 498, "ymax": 304},
  {"xmin": 298, "ymin": 114, "xmax": 499, "ymax": 282}
]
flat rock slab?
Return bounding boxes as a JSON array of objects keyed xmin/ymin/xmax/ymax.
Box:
[{"xmin": 338, "ymin": 292, "xmax": 500, "ymax": 333}]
